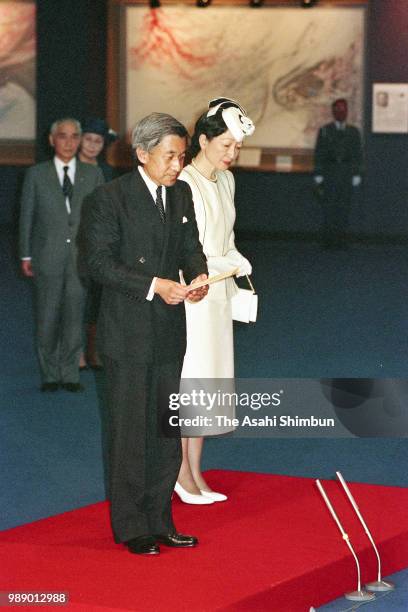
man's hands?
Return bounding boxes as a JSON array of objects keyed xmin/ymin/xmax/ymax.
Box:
[
  {"xmin": 155, "ymin": 279, "xmax": 189, "ymax": 305},
  {"xmin": 154, "ymin": 274, "xmax": 209, "ymax": 305},
  {"xmin": 21, "ymin": 260, "xmax": 34, "ymax": 277}
]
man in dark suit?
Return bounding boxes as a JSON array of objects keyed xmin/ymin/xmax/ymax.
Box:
[
  {"xmin": 314, "ymin": 98, "xmax": 363, "ymax": 248},
  {"xmin": 19, "ymin": 118, "xmax": 104, "ymax": 392},
  {"xmin": 79, "ymin": 113, "xmax": 208, "ymax": 555}
]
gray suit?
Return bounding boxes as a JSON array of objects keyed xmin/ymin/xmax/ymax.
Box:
[{"xmin": 19, "ymin": 158, "xmax": 104, "ymax": 383}]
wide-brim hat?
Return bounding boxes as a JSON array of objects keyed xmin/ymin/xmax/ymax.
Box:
[{"xmin": 81, "ymin": 117, "xmax": 118, "ymax": 143}]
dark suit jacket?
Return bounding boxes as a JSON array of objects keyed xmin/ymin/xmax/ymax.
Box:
[
  {"xmin": 314, "ymin": 122, "xmax": 363, "ymax": 182},
  {"xmin": 19, "ymin": 159, "xmax": 104, "ymax": 275},
  {"xmin": 79, "ymin": 170, "xmax": 208, "ymax": 364}
]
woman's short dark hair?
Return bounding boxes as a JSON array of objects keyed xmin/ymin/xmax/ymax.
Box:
[{"xmin": 189, "ymin": 110, "xmax": 228, "ymax": 157}]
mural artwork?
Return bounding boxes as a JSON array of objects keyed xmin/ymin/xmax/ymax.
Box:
[
  {"xmin": 0, "ymin": 1, "xmax": 36, "ymax": 141},
  {"xmin": 125, "ymin": 6, "xmax": 364, "ymax": 149}
]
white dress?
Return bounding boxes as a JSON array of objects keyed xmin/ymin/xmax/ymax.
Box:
[{"xmin": 179, "ymin": 164, "xmax": 245, "ymax": 435}]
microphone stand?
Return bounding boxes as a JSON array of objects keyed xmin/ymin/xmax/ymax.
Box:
[
  {"xmin": 336, "ymin": 471, "xmax": 395, "ymax": 592},
  {"xmin": 316, "ymin": 479, "xmax": 375, "ymax": 602}
]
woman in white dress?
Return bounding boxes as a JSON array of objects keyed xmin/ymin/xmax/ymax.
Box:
[{"xmin": 175, "ymin": 98, "xmax": 255, "ymax": 504}]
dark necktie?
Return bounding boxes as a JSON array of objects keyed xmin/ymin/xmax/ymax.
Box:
[
  {"xmin": 155, "ymin": 185, "xmax": 165, "ymax": 223},
  {"xmin": 62, "ymin": 165, "xmax": 73, "ymax": 203}
]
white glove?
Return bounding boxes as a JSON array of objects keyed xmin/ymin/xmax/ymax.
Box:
[
  {"xmin": 237, "ymin": 257, "xmax": 252, "ymax": 277},
  {"xmin": 226, "ymin": 250, "xmax": 252, "ymax": 278},
  {"xmin": 207, "ymin": 255, "xmax": 236, "ymax": 276},
  {"xmin": 352, "ymin": 175, "xmax": 361, "ymax": 187},
  {"xmin": 314, "ymin": 175, "xmax": 324, "ymax": 184}
]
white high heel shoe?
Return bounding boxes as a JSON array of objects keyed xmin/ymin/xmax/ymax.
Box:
[
  {"xmin": 174, "ymin": 482, "xmax": 214, "ymax": 505},
  {"xmin": 200, "ymin": 490, "xmax": 228, "ymax": 502}
]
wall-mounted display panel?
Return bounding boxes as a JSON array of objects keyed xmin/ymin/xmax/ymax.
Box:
[
  {"xmin": 372, "ymin": 83, "xmax": 408, "ymax": 133},
  {"xmin": 0, "ymin": 0, "xmax": 36, "ymax": 164},
  {"xmin": 108, "ymin": 1, "xmax": 365, "ymax": 170}
]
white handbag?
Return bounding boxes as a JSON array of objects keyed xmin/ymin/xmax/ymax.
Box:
[{"xmin": 231, "ymin": 275, "xmax": 258, "ymax": 323}]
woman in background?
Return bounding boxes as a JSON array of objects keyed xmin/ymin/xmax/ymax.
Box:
[
  {"xmin": 78, "ymin": 118, "xmax": 118, "ymax": 369},
  {"xmin": 176, "ymin": 98, "xmax": 255, "ymax": 504},
  {"xmin": 79, "ymin": 117, "xmax": 118, "ymax": 182}
]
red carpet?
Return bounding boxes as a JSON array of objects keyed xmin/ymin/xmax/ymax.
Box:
[{"xmin": 1, "ymin": 471, "xmax": 408, "ymax": 611}]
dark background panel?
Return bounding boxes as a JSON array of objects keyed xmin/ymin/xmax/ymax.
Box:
[
  {"xmin": 364, "ymin": 0, "xmax": 408, "ymax": 238},
  {"xmin": 35, "ymin": 0, "xmax": 108, "ymax": 160}
]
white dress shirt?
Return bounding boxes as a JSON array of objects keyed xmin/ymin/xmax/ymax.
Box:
[
  {"xmin": 137, "ymin": 166, "xmax": 167, "ymax": 300},
  {"xmin": 54, "ymin": 156, "xmax": 76, "ymax": 214},
  {"xmin": 138, "ymin": 165, "xmax": 167, "ymax": 210}
]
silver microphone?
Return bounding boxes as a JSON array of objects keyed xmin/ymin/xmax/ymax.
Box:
[
  {"xmin": 336, "ymin": 471, "xmax": 395, "ymax": 592},
  {"xmin": 316, "ymin": 479, "xmax": 375, "ymax": 602}
]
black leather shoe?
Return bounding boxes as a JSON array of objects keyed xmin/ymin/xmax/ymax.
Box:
[
  {"xmin": 126, "ymin": 536, "xmax": 159, "ymax": 555},
  {"xmin": 155, "ymin": 532, "xmax": 198, "ymax": 547},
  {"xmin": 40, "ymin": 382, "xmax": 60, "ymax": 392},
  {"xmin": 62, "ymin": 382, "xmax": 84, "ymax": 393}
]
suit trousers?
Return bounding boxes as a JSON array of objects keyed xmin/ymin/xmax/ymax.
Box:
[
  {"xmin": 321, "ymin": 176, "xmax": 353, "ymax": 244},
  {"xmin": 34, "ymin": 256, "xmax": 85, "ymax": 383},
  {"xmin": 103, "ymin": 355, "xmax": 182, "ymax": 543}
]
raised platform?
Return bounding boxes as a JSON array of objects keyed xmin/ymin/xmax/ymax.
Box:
[{"xmin": 1, "ymin": 471, "xmax": 408, "ymax": 611}]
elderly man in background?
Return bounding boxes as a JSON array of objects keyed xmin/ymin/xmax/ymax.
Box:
[{"xmin": 19, "ymin": 117, "xmax": 104, "ymax": 392}]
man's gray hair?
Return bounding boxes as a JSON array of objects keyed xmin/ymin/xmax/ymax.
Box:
[
  {"xmin": 50, "ymin": 118, "xmax": 82, "ymax": 136},
  {"xmin": 132, "ymin": 112, "xmax": 188, "ymax": 152}
]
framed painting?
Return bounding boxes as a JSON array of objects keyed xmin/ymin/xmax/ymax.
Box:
[
  {"xmin": 0, "ymin": 0, "xmax": 36, "ymax": 164},
  {"xmin": 108, "ymin": 0, "xmax": 366, "ymax": 170}
]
